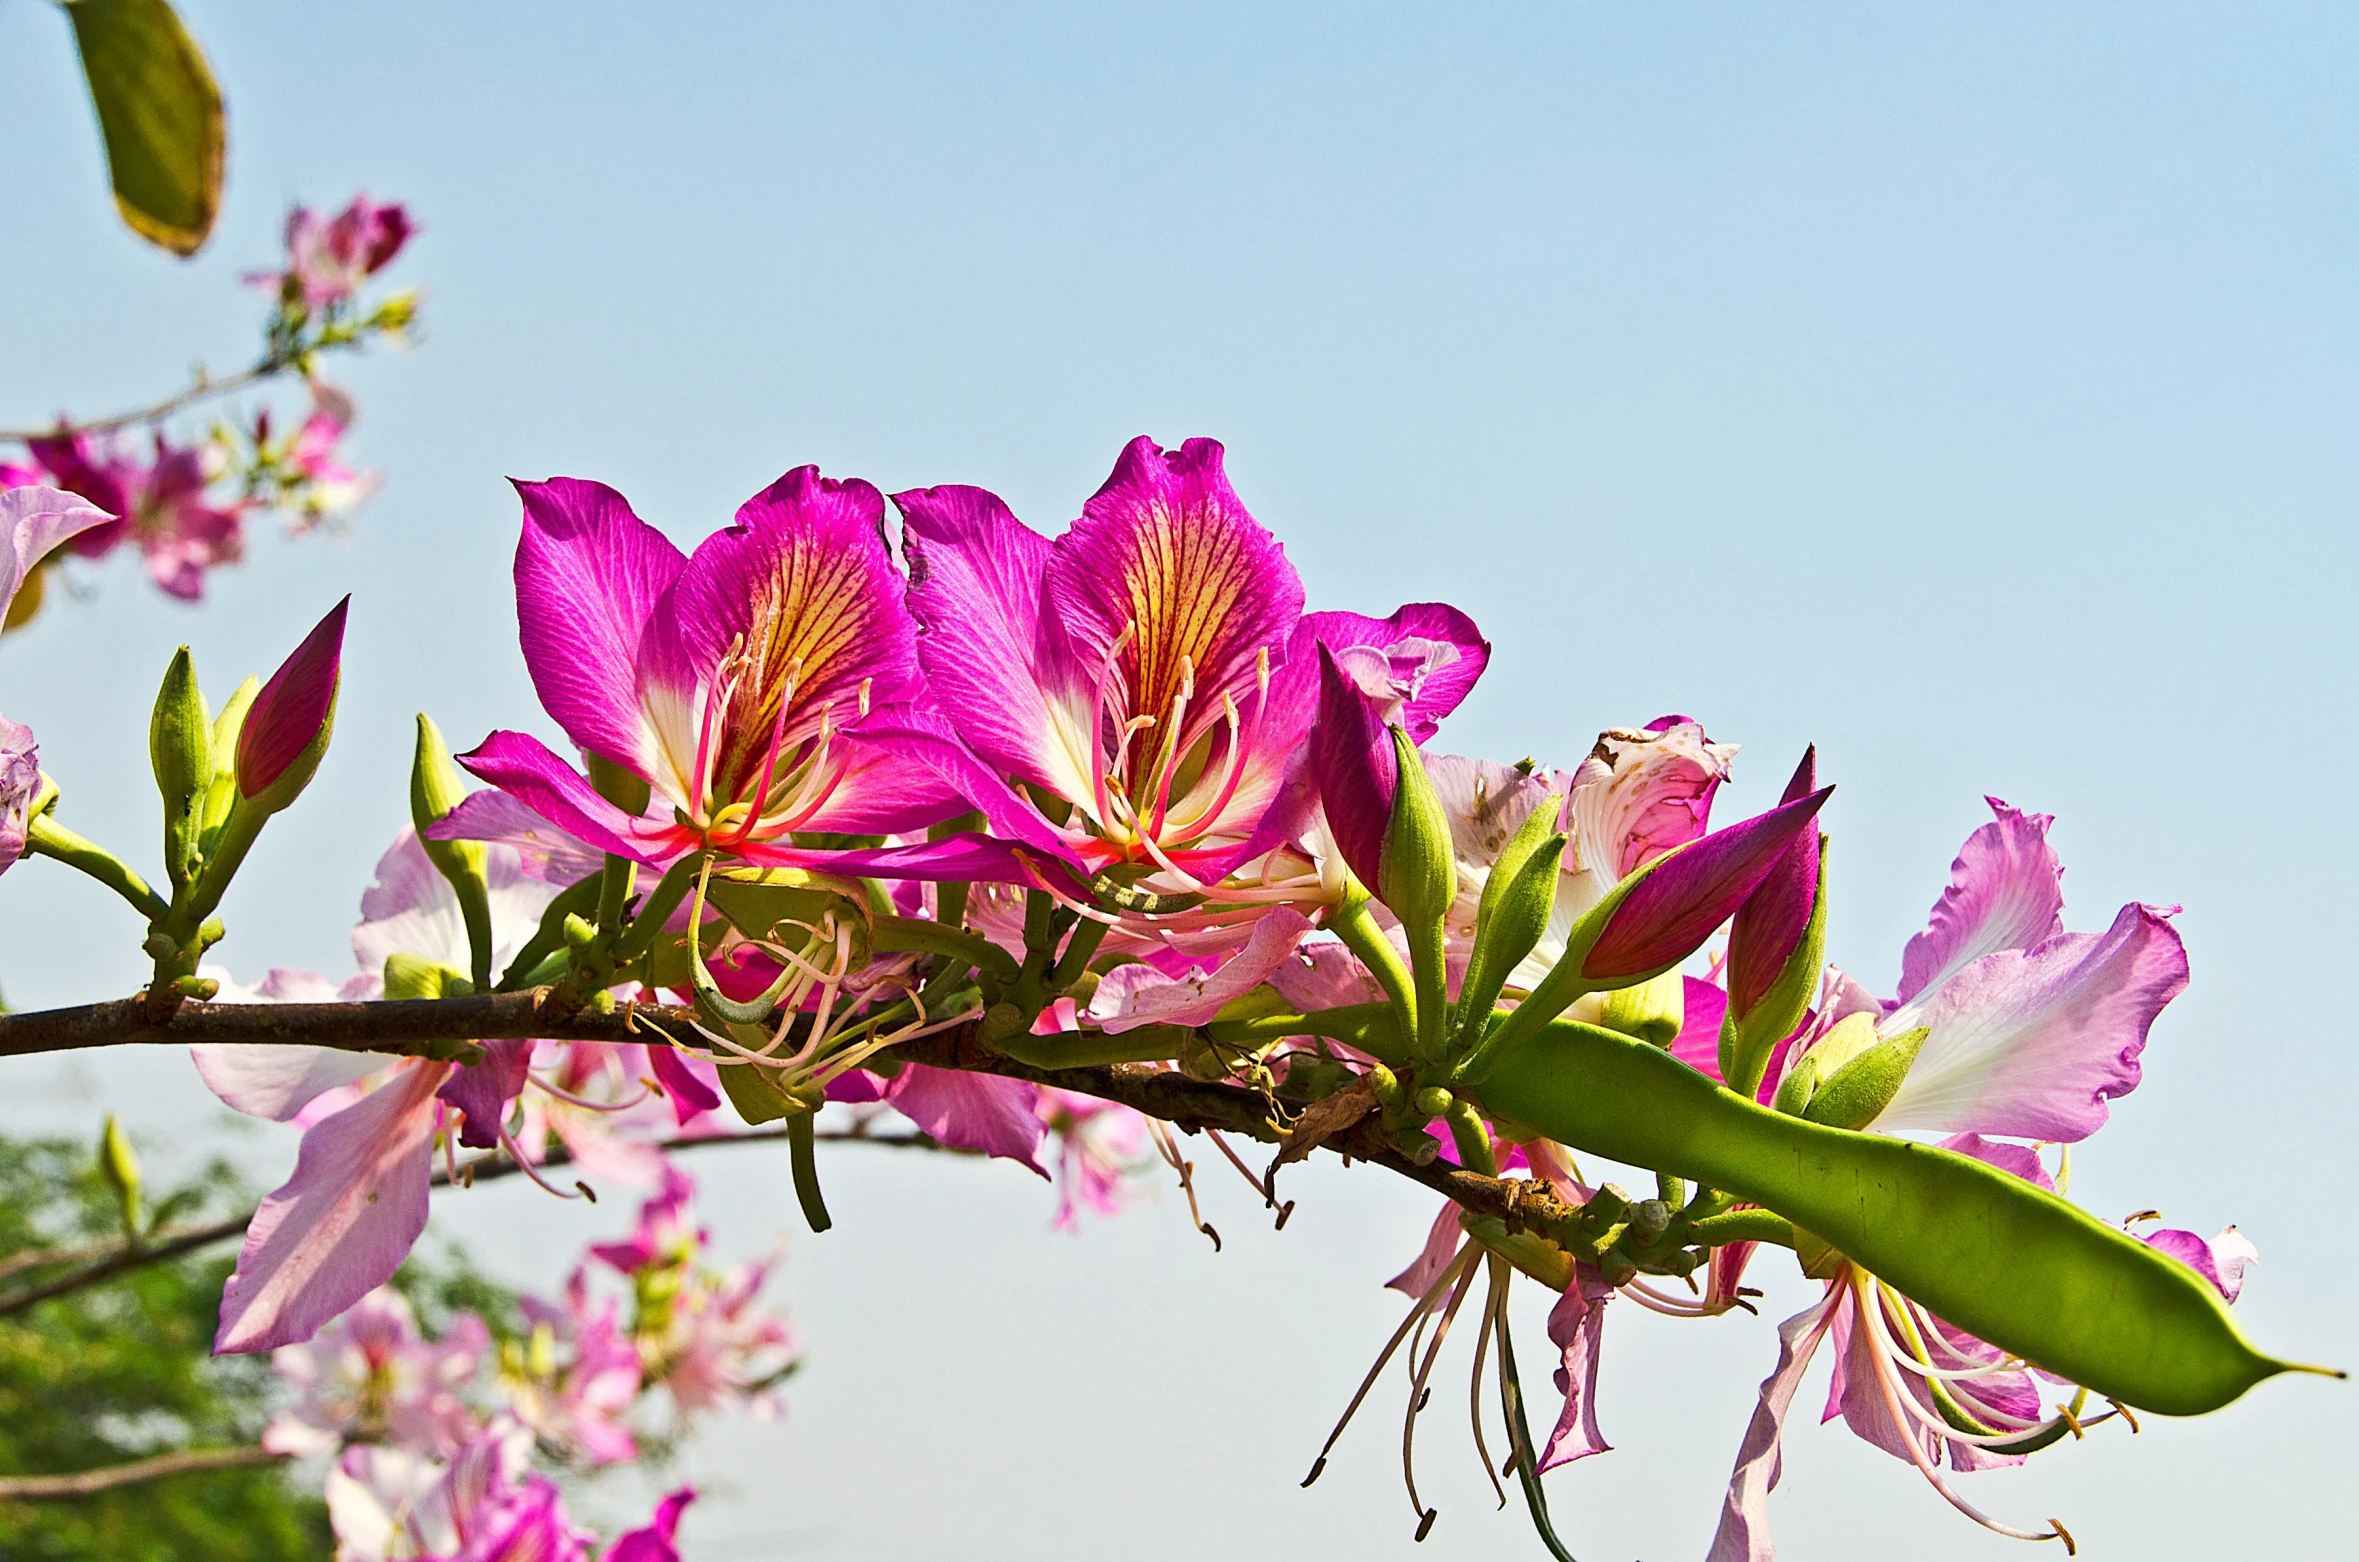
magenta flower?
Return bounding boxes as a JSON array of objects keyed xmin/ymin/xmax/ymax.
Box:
[
  {"xmin": 18, "ymin": 430, "xmax": 245, "ymax": 600},
  {"xmin": 256, "ymin": 193, "xmax": 416, "ymax": 308},
  {"xmin": 1035, "ymin": 1087, "xmax": 1148, "ymax": 1230},
  {"xmin": 457, "ymin": 469, "xmax": 1012, "ymax": 880},
  {"xmin": 607, "ymin": 1488, "xmax": 697, "ymax": 1562},
  {"xmin": 895, "ymin": 437, "xmax": 1487, "ymax": 891},
  {"xmin": 510, "ymin": 1275, "xmax": 644, "ymax": 1466},
  {"xmin": 262, "ymin": 1287, "xmax": 488, "ymax": 1460}
]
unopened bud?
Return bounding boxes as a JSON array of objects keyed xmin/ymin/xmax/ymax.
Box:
[
  {"xmin": 235, "ymin": 598, "xmax": 348, "ymax": 814},
  {"xmin": 148, "ymin": 647, "xmax": 210, "ymax": 888}
]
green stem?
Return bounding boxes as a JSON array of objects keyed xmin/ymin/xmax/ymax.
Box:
[
  {"xmin": 992, "ymin": 1027, "xmax": 1191, "ymax": 1069},
  {"xmin": 23, "ymin": 817, "xmax": 169, "ymax": 923},
  {"xmin": 610, "ymin": 855, "xmax": 701, "ymax": 965},
  {"xmin": 1205, "ymin": 1002, "xmax": 1407, "ymax": 1062},
  {"xmin": 787, "ymin": 1113, "xmax": 832, "ymax": 1234},
  {"xmin": 1047, "ymin": 913, "xmax": 1112, "ymax": 990},
  {"xmin": 1328, "ymin": 897, "xmax": 1416, "ymax": 1036},
  {"xmin": 1687, "ymin": 1208, "xmax": 1796, "ymax": 1248},
  {"xmin": 873, "ymin": 915, "xmax": 1020, "ymax": 982}
]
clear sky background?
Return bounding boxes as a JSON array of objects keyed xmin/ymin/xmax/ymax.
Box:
[{"xmin": 1, "ymin": 3, "xmax": 2351, "ymax": 1557}]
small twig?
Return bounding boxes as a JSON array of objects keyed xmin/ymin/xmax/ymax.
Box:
[
  {"xmin": 0, "ymin": 1445, "xmax": 286, "ymax": 1500},
  {"xmin": 0, "ymin": 1125, "xmax": 967, "ymax": 1317},
  {"xmin": 0, "ymin": 362, "xmax": 280, "ymax": 446}
]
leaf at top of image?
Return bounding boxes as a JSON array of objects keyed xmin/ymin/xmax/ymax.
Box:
[{"xmin": 65, "ymin": 0, "xmax": 226, "ymax": 257}]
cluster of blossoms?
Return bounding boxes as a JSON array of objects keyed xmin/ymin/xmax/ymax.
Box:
[
  {"xmin": 263, "ymin": 1162, "xmax": 772, "ymax": 1558},
  {"xmin": 0, "ymin": 433, "xmax": 2314, "ymax": 1558},
  {"xmin": 0, "ymin": 194, "xmax": 413, "ymax": 613}
]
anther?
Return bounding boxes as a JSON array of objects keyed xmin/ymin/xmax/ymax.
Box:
[
  {"xmin": 1301, "ymin": 1457, "xmax": 1327, "ymax": 1489},
  {"xmin": 1414, "ymin": 1509, "xmax": 1438, "ymax": 1543},
  {"xmin": 2050, "ymin": 1519, "xmax": 2077, "ymax": 1555}
]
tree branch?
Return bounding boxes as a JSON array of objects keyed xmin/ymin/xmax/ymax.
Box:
[
  {"xmin": 0, "ymin": 1445, "xmax": 285, "ymax": 1500},
  {"xmin": 0, "ymin": 362, "xmax": 280, "ymax": 445},
  {"xmin": 0, "ymin": 1123, "xmax": 967, "ymax": 1317}
]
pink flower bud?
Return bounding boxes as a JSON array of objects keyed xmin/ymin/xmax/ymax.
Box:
[
  {"xmin": 1310, "ymin": 641, "xmax": 1394, "ymax": 891},
  {"xmin": 1724, "ymin": 747, "xmax": 1822, "ymax": 1020},
  {"xmin": 236, "ymin": 597, "xmax": 349, "ymax": 803},
  {"xmin": 1583, "ymin": 784, "xmax": 1833, "ymax": 983}
]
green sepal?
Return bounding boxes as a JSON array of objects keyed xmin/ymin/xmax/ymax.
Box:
[
  {"xmin": 147, "ymin": 646, "xmax": 210, "ymax": 891},
  {"xmin": 718, "ymin": 1058, "xmax": 796, "ymax": 1125},
  {"xmin": 1379, "ymin": 726, "xmax": 1456, "ymax": 1059},
  {"xmin": 585, "ymin": 751, "xmax": 652, "ymax": 815},
  {"xmin": 1801, "ymin": 1025, "xmax": 1928, "ymax": 1130},
  {"xmin": 1722, "ymin": 835, "xmax": 1830, "ymax": 1098},
  {"xmin": 197, "ymin": 675, "xmax": 259, "ymax": 852},
  {"xmin": 411, "ymin": 714, "xmax": 496, "ymax": 989}
]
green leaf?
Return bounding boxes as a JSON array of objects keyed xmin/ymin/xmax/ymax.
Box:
[{"xmin": 65, "ymin": 0, "xmax": 225, "ymax": 256}]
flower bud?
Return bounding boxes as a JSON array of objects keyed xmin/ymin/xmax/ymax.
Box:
[
  {"xmin": 148, "ymin": 646, "xmax": 211, "ymax": 888},
  {"xmin": 1581, "ymin": 785, "xmax": 1833, "ymax": 984},
  {"xmin": 1311, "ymin": 642, "xmax": 1393, "ymax": 893},
  {"xmin": 1721, "ymin": 749, "xmax": 1830, "ymax": 1097},
  {"xmin": 1794, "ymin": 1023, "xmax": 1929, "ymax": 1131},
  {"xmin": 97, "ymin": 1114, "xmax": 143, "ymax": 1239},
  {"xmin": 1379, "ymin": 725, "xmax": 1455, "ymax": 944},
  {"xmin": 235, "ymin": 598, "xmax": 348, "ymax": 813},
  {"xmin": 1448, "ymin": 801, "xmax": 1566, "ymax": 1055}
]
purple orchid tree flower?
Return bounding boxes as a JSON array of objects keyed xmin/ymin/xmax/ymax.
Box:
[
  {"xmin": 325, "ymin": 1415, "xmax": 598, "ymax": 1562},
  {"xmin": 1781, "ymin": 798, "xmax": 2189, "ymax": 1142},
  {"xmin": 452, "ymin": 468, "xmax": 1025, "ymax": 882},
  {"xmin": 1707, "ymin": 799, "xmax": 2200, "ymax": 1558},
  {"xmin": 11, "ymin": 430, "xmax": 246, "ymax": 601},
  {"xmin": 893, "ymin": 436, "xmax": 1489, "ymax": 909},
  {"xmin": 262, "ymin": 1286, "xmax": 489, "ymax": 1460}
]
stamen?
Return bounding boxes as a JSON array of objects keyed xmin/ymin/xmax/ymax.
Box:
[
  {"xmin": 1402, "ymin": 1250, "xmax": 1480, "ymax": 1527},
  {"xmin": 1086, "ymin": 624, "xmax": 1138, "ymax": 834},
  {"xmin": 523, "ymin": 1072, "xmax": 651, "ymax": 1113},
  {"xmin": 497, "ymin": 1124, "xmax": 588, "ymax": 1200},
  {"xmin": 1466, "ymin": 1256, "xmax": 1509, "ymax": 1510},
  {"xmin": 1304, "ymin": 1240, "xmax": 1478, "ymax": 1486}
]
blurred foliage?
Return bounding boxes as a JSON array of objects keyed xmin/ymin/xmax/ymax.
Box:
[{"xmin": 0, "ymin": 1130, "xmax": 519, "ymax": 1559}]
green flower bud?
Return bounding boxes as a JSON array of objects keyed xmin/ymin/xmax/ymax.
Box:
[
  {"xmin": 412, "ymin": 714, "xmax": 496, "ymax": 988},
  {"xmin": 147, "ymin": 646, "xmax": 210, "ymax": 890}
]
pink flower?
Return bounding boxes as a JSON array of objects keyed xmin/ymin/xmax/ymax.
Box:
[
  {"xmin": 1035, "ymin": 1087, "xmax": 1148, "ymax": 1230},
  {"xmin": 17, "ymin": 430, "xmax": 246, "ymax": 600},
  {"xmin": 607, "ymin": 1489, "xmax": 696, "ymax": 1562},
  {"xmin": 508, "ymin": 1274, "xmax": 643, "ymax": 1466},
  {"xmin": 325, "ymin": 1418, "xmax": 594, "ymax": 1562},
  {"xmin": 263, "ymin": 1287, "xmax": 487, "ymax": 1460},
  {"xmin": 258, "ymin": 193, "xmax": 416, "ymax": 309}
]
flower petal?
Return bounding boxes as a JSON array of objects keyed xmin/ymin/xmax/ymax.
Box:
[
  {"xmin": 1045, "ymin": 436, "xmax": 1304, "ymax": 739},
  {"xmin": 1385, "ymin": 1203, "xmax": 1466, "ymax": 1297},
  {"xmin": 1874, "ymin": 902, "xmax": 2188, "ymax": 1142},
  {"xmin": 191, "ymin": 1043, "xmax": 391, "ymax": 1122},
  {"xmin": 848, "ymin": 706, "xmax": 1084, "ymax": 858},
  {"xmin": 885, "ymin": 1065, "xmax": 1049, "ymax": 1175},
  {"xmin": 512, "ymin": 477, "xmax": 686, "ymax": 774},
  {"xmin": 1087, "ymin": 907, "xmax": 1312, "ymax": 1031},
  {"xmin": 1707, "ymin": 1292, "xmax": 1838, "ymax": 1562},
  {"xmin": 1300, "ymin": 602, "xmax": 1490, "ymax": 742},
  {"xmin": 435, "ymin": 1037, "xmax": 532, "ymax": 1150},
  {"xmin": 1896, "ymin": 798, "xmax": 2066, "ymax": 1007},
  {"xmin": 894, "ymin": 482, "xmax": 1094, "ymax": 800},
  {"xmin": 456, "ymin": 729, "xmax": 677, "ymax": 865},
  {"xmin": 1537, "ymin": 1266, "xmax": 1617, "ymax": 1471},
  {"xmin": 427, "ymin": 789, "xmax": 606, "ymax": 886},
  {"xmin": 2144, "ymin": 1225, "xmax": 2258, "ymax": 1304},
  {"xmin": 215, "ymin": 1060, "xmax": 450, "ymax": 1353},
  {"xmin": 1, "ymin": 484, "xmax": 114, "ymax": 612},
  {"xmin": 666, "ymin": 467, "xmax": 923, "ymax": 795},
  {"xmin": 608, "ymin": 1487, "xmax": 697, "ymax": 1562}
]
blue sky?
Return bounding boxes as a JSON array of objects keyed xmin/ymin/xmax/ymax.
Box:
[{"xmin": 1, "ymin": 4, "xmax": 2351, "ymax": 1556}]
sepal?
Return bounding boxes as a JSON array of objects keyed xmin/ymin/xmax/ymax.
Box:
[{"xmin": 148, "ymin": 647, "xmax": 211, "ymax": 890}]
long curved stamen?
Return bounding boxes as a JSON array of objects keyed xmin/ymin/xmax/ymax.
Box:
[
  {"xmin": 1402, "ymin": 1246, "xmax": 1482, "ymax": 1529},
  {"xmin": 691, "ymin": 637, "xmax": 750, "ymax": 819},
  {"xmin": 497, "ymin": 1123, "xmax": 589, "ymax": 1200},
  {"xmin": 1854, "ymin": 1274, "xmax": 2076, "ymax": 1548},
  {"xmin": 1466, "ymin": 1256, "xmax": 1510, "ymax": 1510},
  {"xmin": 1863, "ymin": 1281, "xmax": 2035, "ymax": 1386},
  {"xmin": 1303, "ymin": 1239, "xmax": 1480, "ymax": 1489},
  {"xmin": 1163, "ymin": 692, "xmax": 1245, "ymax": 839},
  {"xmin": 524, "ymin": 1073, "xmax": 652, "ymax": 1113}
]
